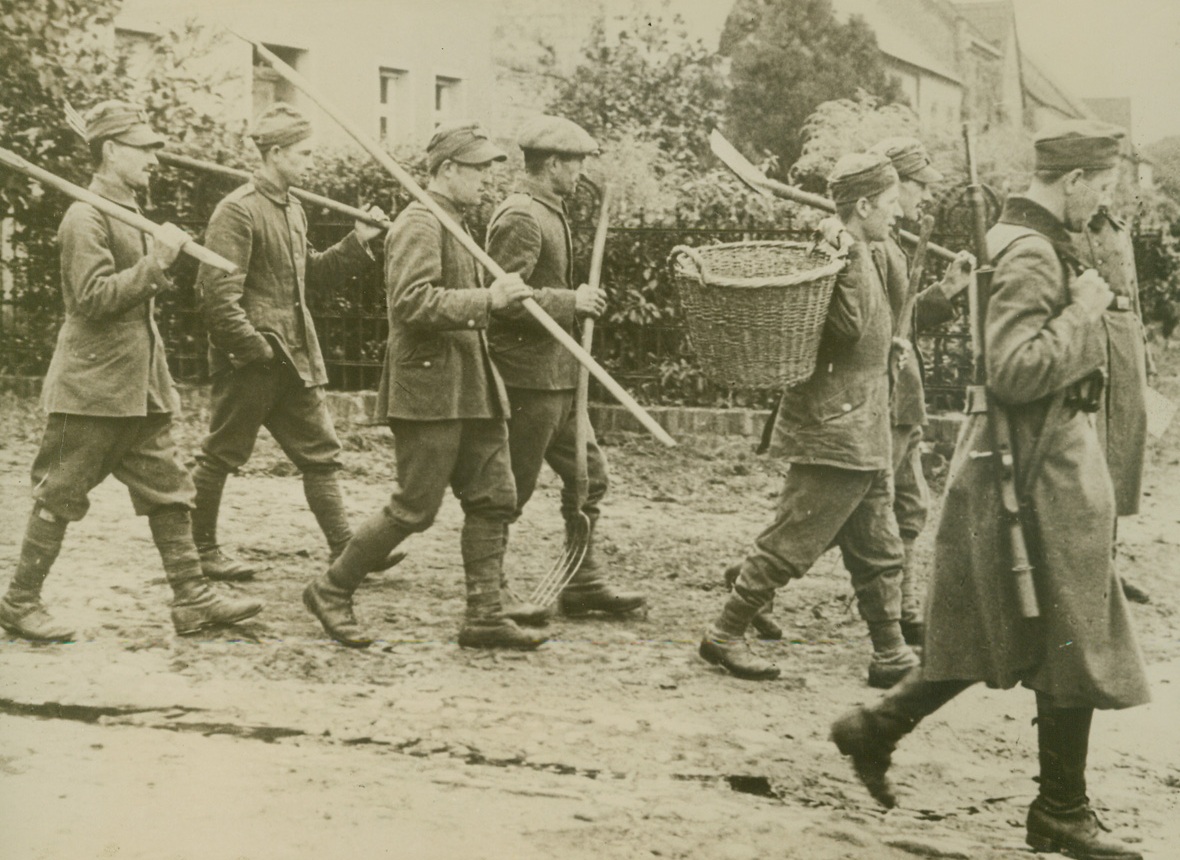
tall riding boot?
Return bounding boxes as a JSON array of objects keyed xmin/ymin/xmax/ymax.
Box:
[
  {"xmin": 725, "ymin": 563, "xmax": 782, "ymax": 640},
  {"xmin": 499, "ymin": 523, "xmax": 552, "ymax": 627},
  {"xmin": 699, "ymin": 576, "xmax": 780, "ymax": 680},
  {"xmin": 151, "ymin": 507, "xmax": 262, "ymax": 635},
  {"xmin": 1026, "ymin": 700, "xmax": 1142, "ymax": 859},
  {"xmin": 191, "ymin": 461, "xmax": 257, "ymax": 581},
  {"xmin": 0, "ymin": 507, "xmax": 74, "ymax": 642},
  {"xmin": 302, "ymin": 470, "xmax": 354, "ymax": 560},
  {"xmin": 559, "ymin": 518, "xmax": 646, "ymax": 617},
  {"xmin": 831, "ymin": 672, "xmax": 971, "ymax": 808},
  {"xmin": 457, "ymin": 517, "xmax": 547, "ymax": 650},
  {"xmin": 303, "ymin": 508, "xmax": 409, "ymax": 648},
  {"xmin": 899, "ymin": 536, "xmax": 925, "ymax": 646},
  {"xmin": 856, "ymin": 570, "xmax": 920, "ymax": 689}
]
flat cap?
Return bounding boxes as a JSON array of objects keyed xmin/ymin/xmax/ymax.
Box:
[
  {"xmin": 869, "ymin": 136, "xmax": 942, "ymax": 183},
  {"xmin": 516, "ymin": 114, "xmax": 598, "ymax": 156},
  {"xmin": 427, "ymin": 121, "xmax": 506, "ymax": 172},
  {"xmin": 83, "ymin": 100, "xmax": 165, "ymax": 148},
  {"xmin": 828, "ymin": 153, "xmax": 899, "ymax": 206},
  {"xmin": 250, "ymin": 103, "xmax": 313, "ymax": 151},
  {"xmin": 1034, "ymin": 119, "xmax": 1126, "ymax": 171}
]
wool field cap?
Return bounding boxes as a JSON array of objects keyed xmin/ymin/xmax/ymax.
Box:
[
  {"xmin": 1034, "ymin": 119, "xmax": 1126, "ymax": 171},
  {"xmin": 427, "ymin": 121, "xmax": 507, "ymax": 172},
  {"xmin": 83, "ymin": 100, "xmax": 165, "ymax": 148},
  {"xmin": 828, "ymin": 153, "xmax": 899, "ymax": 205},
  {"xmin": 869, "ymin": 136, "xmax": 943, "ymax": 183},
  {"xmin": 250, "ymin": 103, "xmax": 313, "ymax": 150},
  {"xmin": 516, "ymin": 115, "xmax": 599, "ymax": 155}
]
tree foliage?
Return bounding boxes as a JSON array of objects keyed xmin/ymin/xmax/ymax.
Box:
[{"xmin": 720, "ymin": 0, "xmax": 903, "ymax": 180}]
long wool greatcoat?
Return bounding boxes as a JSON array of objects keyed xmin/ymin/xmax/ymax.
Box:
[
  {"xmin": 922, "ymin": 197, "xmax": 1149, "ymax": 710},
  {"xmin": 1077, "ymin": 212, "xmax": 1148, "ymax": 516},
  {"xmin": 42, "ymin": 174, "xmax": 180, "ymax": 417},
  {"xmin": 375, "ymin": 191, "xmax": 509, "ymax": 421}
]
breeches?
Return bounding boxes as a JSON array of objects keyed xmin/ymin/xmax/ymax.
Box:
[{"xmin": 31, "ymin": 412, "xmax": 195, "ymax": 521}]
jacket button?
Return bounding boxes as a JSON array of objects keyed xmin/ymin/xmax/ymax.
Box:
[
  {"xmin": 467, "ymin": 320, "xmax": 475, "ymax": 327},
  {"xmin": 841, "ymin": 403, "xmax": 852, "ymax": 412},
  {"xmin": 88, "ymin": 353, "xmax": 97, "ymax": 360},
  {"xmin": 423, "ymin": 361, "xmax": 432, "ymax": 368}
]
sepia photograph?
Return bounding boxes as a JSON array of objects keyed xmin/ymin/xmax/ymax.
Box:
[{"xmin": 1, "ymin": 0, "xmax": 1178, "ymax": 857}]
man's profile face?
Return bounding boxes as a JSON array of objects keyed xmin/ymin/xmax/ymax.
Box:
[
  {"xmin": 861, "ymin": 183, "xmax": 903, "ymax": 242},
  {"xmin": 272, "ymin": 138, "xmax": 316, "ymax": 185},
  {"xmin": 106, "ymin": 140, "xmax": 159, "ymax": 191},
  {"xmin": 898, "ymin": 177, "xmax": 933, "ymax": 221}
]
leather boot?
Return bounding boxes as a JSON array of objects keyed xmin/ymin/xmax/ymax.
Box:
[
  {"xmin": 303, "ymin": 470, "xmax": 353, "ymax": 561},
  {"xmin": 304, "ymin": 508, "xmax": 409, "ymax": 648},
  {"xmin": 725, "ymin": 563, "xmax": 782, "ymax": 640},
  {"xmin": 151, "ymin": 508, "xmax": 262, "ymax": 635},
  {"xmin": 699, "ymin": 582, "xmax": 780, "ymax": 680},
  {"xmin": 497, "ymin": 524, "xmax": 551, "ymax": 626},
  {"xmin": 899, "ymin": 537, "xmax": 925, "ymax": 646},
  {"xmin": 858, "ymin": 571, "xmax": 920, "ymax": 688},
  {"xmin": 0, "ymin": 508, "xmax": 74, "ymax": 643},
  {"xmin": 1026, "ymin": 800, "xmax": 1142, "ymax": 860},
  {"xmin": 458, "ymin": 517, "xmax": 546, "ymax": 650},
  {"xmin": 830, "ymin": 673, "xmax": 969, "ymax": 808},
  {"xmin": 558, "ymin": 525, "xmax": 645, "ymax": 617},
  {"xmin": 192, "ymin": 462, "xmax": 257, "ymax": 581}
]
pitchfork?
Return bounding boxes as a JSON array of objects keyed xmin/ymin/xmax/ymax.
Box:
[{"xmin": 529, "ymin": 181, "xmax": 611, "ymax": 608}]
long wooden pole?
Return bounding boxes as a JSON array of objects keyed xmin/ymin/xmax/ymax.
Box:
[
  {"xmin": 156, "ymin": 151, "xmax": 393, "ymax": 229},
  {"xmin": 0, "ymin": 146, "xmax": 238, "ymax": 273},
  {"xmin": 234, "ymin": 30, "xmax": 675, "ymax": 447}
]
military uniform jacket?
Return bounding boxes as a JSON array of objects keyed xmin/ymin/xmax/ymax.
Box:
[
  {"xmin": 1077, "ymin": 213, "xmax": 1147, "ymax": 516},
  {"xmin": 197, "ymin": 171, "xmax": 372, "ymax": 387},
  {"xmin": 766, "ymin": 241, "xmax": 892, "ymax": 471},
  {"xmin": 923, "ymin": 197, "xmax": 1149, "ymax": 710},
  {"xmin": 485, "ymin": 177, "xmax": 580, "ymax": 390},
  {"xmin": 42, "ymin": 174, "xmax": 179, "ymax": 417},
  {"xmin": 375, "ymin": 191, "xmax": 509, "ymax": 421},
  {"xmin": 875, "ymin": 236, "xmax": 957, "ymax": 426}
]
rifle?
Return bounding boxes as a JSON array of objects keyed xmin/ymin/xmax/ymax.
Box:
[{"xmin": 962, "ymin": 125, "xmax": 1039, "ymax": 620}]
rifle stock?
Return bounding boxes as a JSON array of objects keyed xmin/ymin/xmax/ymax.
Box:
[{"xmin": 962, "ymin": 124, "xmax": 1040, "ymax": 620}]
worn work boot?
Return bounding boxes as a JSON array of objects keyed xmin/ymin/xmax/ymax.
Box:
[
  {"xmin": 192, "ymin": 463, "xmax": 258, "ymax": 581},
  {"xmin": 699, "ymin": 584, "xmax": 780, "ymax": 680},
  {"xmin": 899, "ymin": 537, "xmax": 925, "ymax": 647},
  {"xmin": 867, "ymin": 645, "xmax": 921, "ymax": 689},
  {"xmin": 152, "ymin": 508, "xmax": 262, "ymax": 635},
  {"xmin": 1026, "ymin": 800, "xmax": 1142, "ymax": 860},
  {"xmin": 305, "ymin": 509, "xmax": 410, "ymax": 648},
  {"xmin": 501, "ymin": 586, "xmax": 553, "ymax": 627},
  {"xmin": 558, "ymin": 524, "xmax": 645, "ymax": 618},
  {"xmin": 1119, "ymin": 579, "xmax": 1150, "ymax": 605},
  {"xmin": 725, "ymin": 563, "xmax": 783, "ymax": 640},
  {"xmin": 0, "ymin": 508, "xmax": 74, "ymax": 642},
  {"xmin": 460, "ymin": 517, "xmax": 546, "ymax": 650},
  {"xmin": 304, "ymin": 470, "xmax": 356, "ymax": 561}
]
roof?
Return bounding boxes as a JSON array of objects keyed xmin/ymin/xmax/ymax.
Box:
[
  {"xmin": 951, "ymin": 0, "xmax": 1015, "ymax": 52},
  {"xmin": 829, "ymin": 0, "xmax": 962, "ymax": 84},
  {"xmin": 1021, "ymin": 54, "xmax": 1096, "ymax": 121}
]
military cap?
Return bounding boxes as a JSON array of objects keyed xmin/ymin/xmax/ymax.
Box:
[
  {"xmin": 869, "ymin": 136, "xmax": 943, "ymax": 183},
  {"xmin": 250, "ymin": 103, "xmax": 313, "ymax": 151},
  {"xmin": 1034, "ymin": 119, "xmax": 1126, "ymax": 172},
  {"xmin": 828, "ymin": 153, "xmax": 899, "ymax": 205},
  {"xmin": 426, "ymin": 121, "xmax": 506, "ymax": 172},
  {"xmin": 82, "ymin": 100, "xmax": 165, "ymax": 148},
  {"xmin": 516, "ymin": 115, "xmax": 598, "ymax": 156}
]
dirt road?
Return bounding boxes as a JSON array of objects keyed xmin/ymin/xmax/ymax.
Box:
[{"xmin": 1, "ymin": 375, "xmax": 1178, "ymax": 859}]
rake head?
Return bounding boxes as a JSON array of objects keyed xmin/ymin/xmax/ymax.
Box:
[{"xmin": 528, "ymin": 514, "xmax": 590, "ymax": 608}]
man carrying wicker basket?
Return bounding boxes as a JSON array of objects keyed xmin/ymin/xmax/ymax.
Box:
[{"xmin": 699, "ymin": 152, "xmax": 921, "ymax": 687}]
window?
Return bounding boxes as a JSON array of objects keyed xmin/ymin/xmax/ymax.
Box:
[
  {"xmin": 377, "ymin": 67, "xmax": 407, "ymax": 140},
  {"xmin": 434, "ymin": 76, "xmax": 464, "ymax": 126}
]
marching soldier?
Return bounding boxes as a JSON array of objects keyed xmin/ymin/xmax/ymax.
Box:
[
  {"xmin": 0, "ymin": 101, "xmax": 262, "ymax": 641},
  {"xmin": 867, "ymin": 137, "xmax": 974, "ymax": 645},
  {"xmin": 832, "ymin": 121, "xmax": 1149, "ymax": 860},
  {"xmin": 700, "ymin": 153, "xmax": 920, "ymax": 687},
  {"xmin": 302, "ymin": 121, "xmax": 547, "ymax": 651},
  {"xmin": 485, "ymin": 115, "xmax": 645, "ymax": 621},
  {"xmin": 1079, "ymin": 201, "xmax": 1152, "ymax": 604},
  {"xmin": 192, "ymin": 103, "xmax": 388, "ymax": 581}
]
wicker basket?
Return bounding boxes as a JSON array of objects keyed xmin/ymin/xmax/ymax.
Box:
[{"xmin": 669, "ymin": 241, "xmax": 845, "ymax": 389}]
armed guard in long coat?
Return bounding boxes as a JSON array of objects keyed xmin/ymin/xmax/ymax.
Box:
[
  {"xmin": 700, "ymin": 153, "xmax": 920, "ymax": 688},
  {"xmin": 302, "ymin": 121, "xmax": 546, "ymax": 651},
  {"xmin": 0, "ymin": 101, "xmax": 262, "ymax": 641},
  {"xmin": 831, "ymin": 120, "xmax": 1150, "ymax": 860}
]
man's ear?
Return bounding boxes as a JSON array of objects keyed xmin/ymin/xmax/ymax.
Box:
[{"xmin": 1063, "ymin": 168, "xmax": 1086, "ymax": 194}]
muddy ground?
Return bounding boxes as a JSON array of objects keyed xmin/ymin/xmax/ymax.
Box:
[{"xmin": 2, "ymin": 361, "xmax": 1179, "ymax": 859}]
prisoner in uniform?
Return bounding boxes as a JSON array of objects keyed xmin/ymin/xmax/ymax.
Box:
[
  {"xmin": 192, "ymin": 103, "xmax": 386, "ymax": 581},
  {"xmin": 485, "ymin": 114, "xmax": 645, "ymax": 621},
  {"xmin": 700, "ymin": 153, "xmax": 920, "ymax": 688},
  {"xmin": 867, "ymin": 136, "xmax": 973, "ymax": 645},
  {"xmin": 302, "ymin": 122, "xmax": 545, "ymax": 651},
  {"xmin": 0, "ymin": 101, "xmax": 262, "ymax": 641},
  {"xmin": 831, "ymin": 121, "xmax": 1149, "ymax": 860}
]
